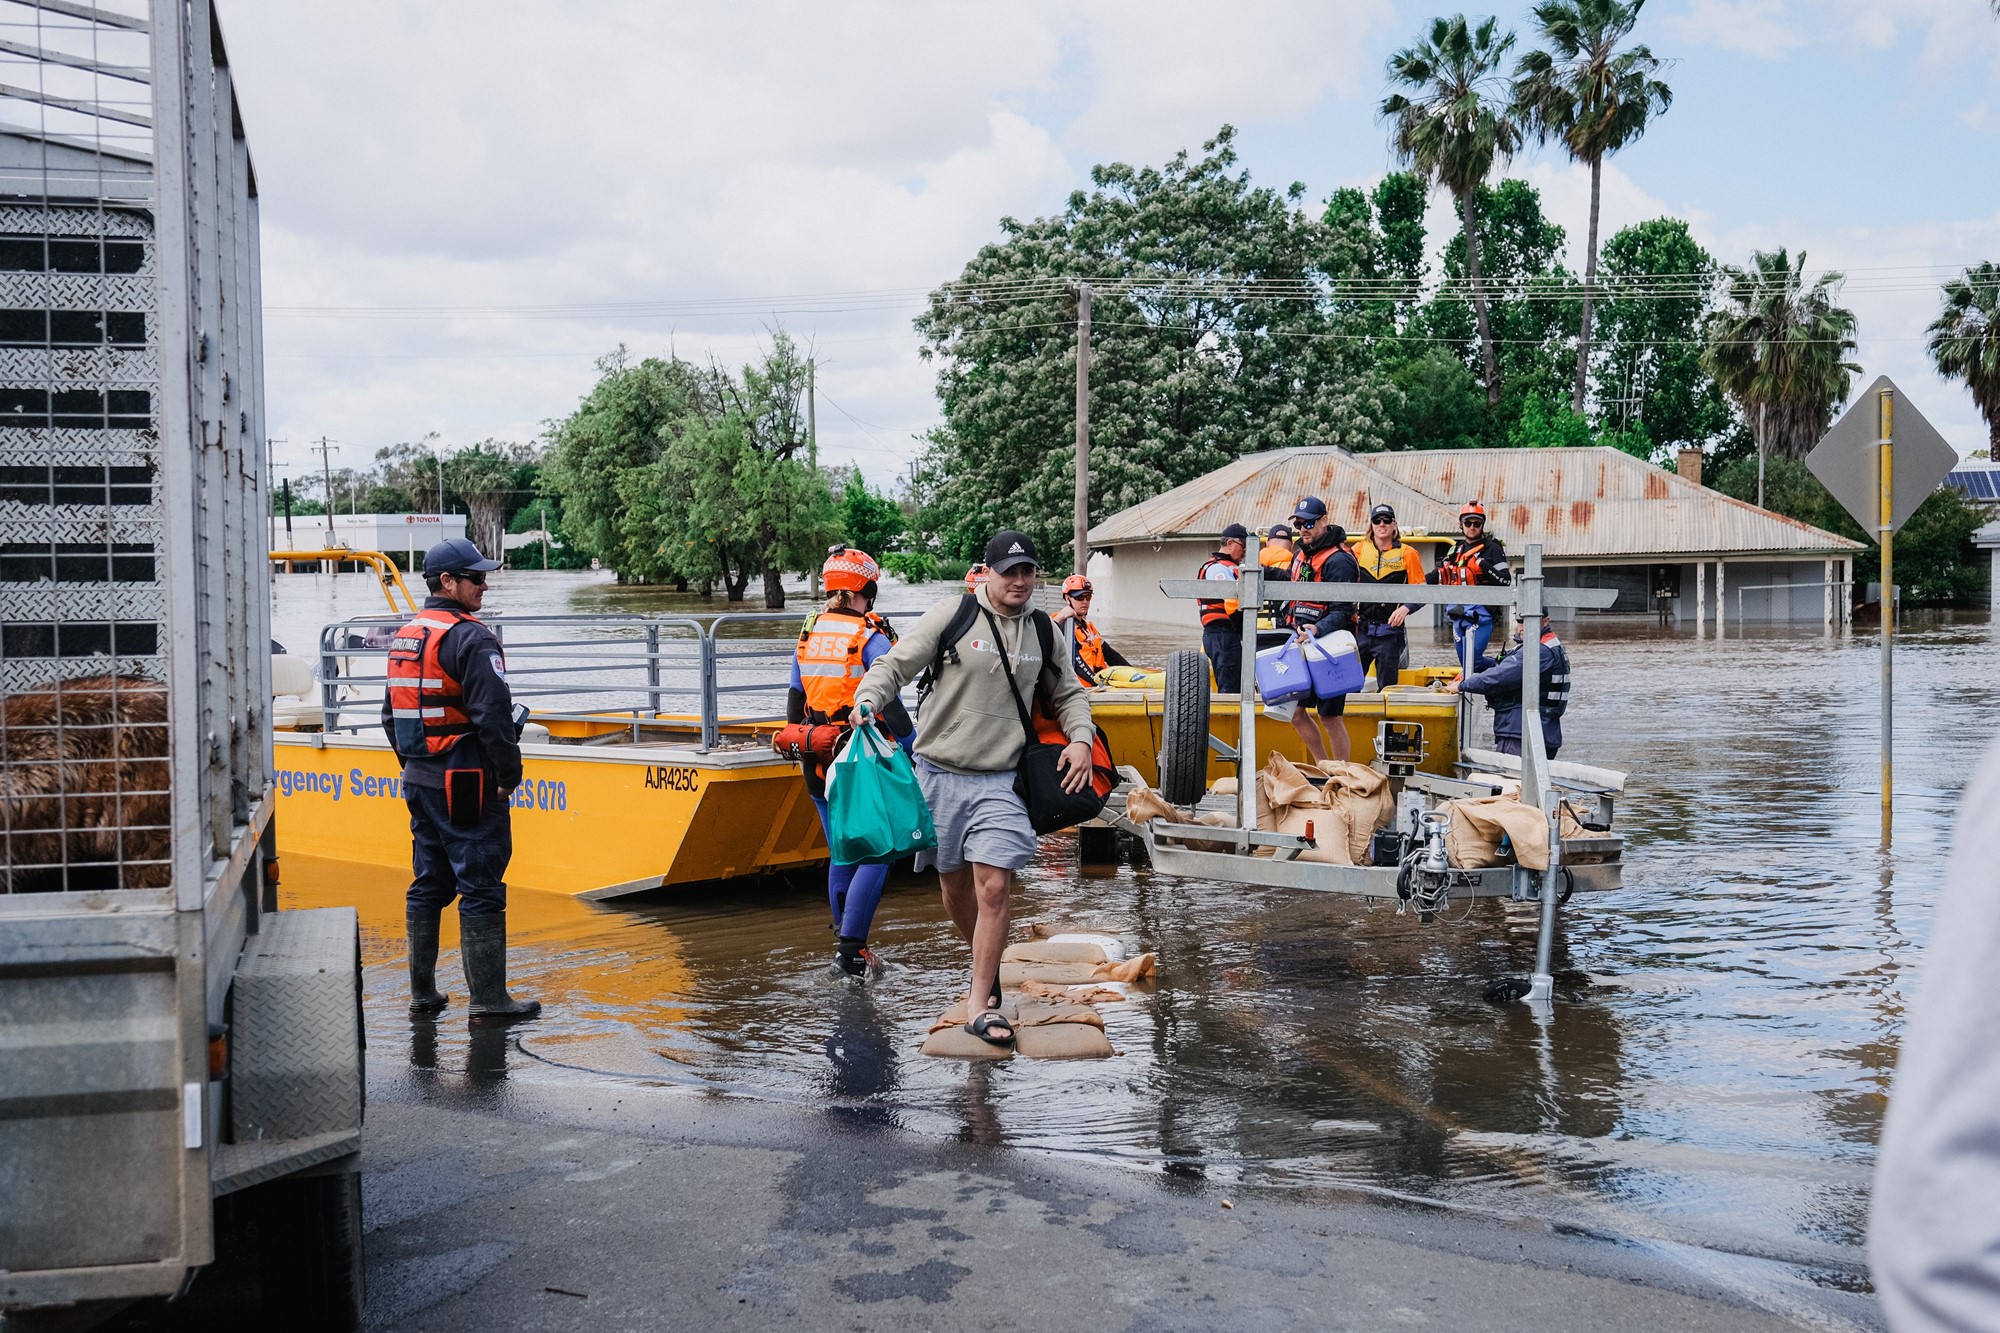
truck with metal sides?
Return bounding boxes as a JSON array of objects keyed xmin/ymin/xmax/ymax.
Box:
[{"xmin": 1, "ymin": 3, "xmax": 364, "ymax": 1327}]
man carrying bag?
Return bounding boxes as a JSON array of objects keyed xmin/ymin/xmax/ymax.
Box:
[{"xmin": 852, "ymin": 531, "xmax": 1096, "ymax": 1050}]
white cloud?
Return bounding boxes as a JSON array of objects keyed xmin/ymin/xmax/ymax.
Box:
[
  {"xmin": 1663, "ymin": 0, "xmax": 1803, "ymax": 59},
  {"xmin": 222, "ymin": 0, "xmax": 1389, "ymax": 490}
]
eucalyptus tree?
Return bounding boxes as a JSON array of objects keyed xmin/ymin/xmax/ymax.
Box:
[
  {"xmin": 1701, "ymin": 249, "xmax": 1859, "ymax": 505},
  {"xmin": 1926, "ymin": 262, "xmax": 2000, "ymax": 456},
  {"xmin": 1513, "ymin": 0, "xmax": 1672, "ymax": 413},
  {"xmin": 1381, "ymin": 14, "xmax": 1522, "ymax": 406}
]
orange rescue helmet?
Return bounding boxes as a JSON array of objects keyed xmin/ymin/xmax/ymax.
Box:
[
  {"xmin": 964, "ymin": 563, "xmax": 988, "ymax": 591},
  {"xmin": 821, "ymin": 545, "xmax": 881, "ymax": 593},
  {"xmin": 1062, "ymin": 574, "xmax": 1092, "ymax": 598},
  {"xmin": 1459, "ymin": 501, "xmax": 1487, "ymax": 523}
]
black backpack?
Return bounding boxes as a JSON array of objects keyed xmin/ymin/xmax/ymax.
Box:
[{"xmin": 915, "ymin": 593, "xmax": 1056, "ymax": 708}]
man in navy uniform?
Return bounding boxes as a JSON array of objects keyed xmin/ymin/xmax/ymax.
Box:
[
  {"xmin": 383, "ymin": 538, "xmax": 541, "ymax": 1023},
  {"xmin": 1446, "ymin": 613, "xmax": 1571, "ymax": 759}
]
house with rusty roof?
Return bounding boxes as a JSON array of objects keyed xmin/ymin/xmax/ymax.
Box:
[{"xmin": 1083, "ymin": 445, "xmax": 1864, "ymax": 631}]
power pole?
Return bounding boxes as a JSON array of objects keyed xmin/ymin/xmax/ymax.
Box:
[
  {"xmin": 807, "ymin": 357, "xmax": 820, "ymax": 600},
  {"xmin": 267, "ymin": 435, "xmax": 290, "ymax": 548},
  {"xmin": 309, "ymin": 436, "xmax": 339, "ymax": 542},
  {"xmin": 1073, "ymin": 282, "xmax": 1091, "ymax": 575},
  {"xmin": 1757, "ymin": 403, "xmax": 1767, "ymax": 510},
  {"xmin": 541, "ymin": 504, "xmax": 550, "ymax": 571}
]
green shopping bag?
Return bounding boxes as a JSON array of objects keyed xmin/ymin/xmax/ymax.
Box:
[{"xmin": 825, "ymin": 710, "xmax": 937, "ymax": 866}]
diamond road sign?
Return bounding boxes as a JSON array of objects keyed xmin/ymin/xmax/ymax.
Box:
[{"xmin": 1806, "ymin": 375, "xmax": 1959, "ymax": 534}]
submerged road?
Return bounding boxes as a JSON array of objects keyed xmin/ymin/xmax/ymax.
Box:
[{"xmin": 124, "ymin": 1040, "xmax": 1865, "ymax": 1331}]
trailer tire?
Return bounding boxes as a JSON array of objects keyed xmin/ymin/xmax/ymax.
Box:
[
  {"xmin": 254, "ymin": 1167, "xmax": 364, "ymax": 1332},
  {"xmin": 1159, "ymin": 649, "xmax": 1211, "ymax": 807}
]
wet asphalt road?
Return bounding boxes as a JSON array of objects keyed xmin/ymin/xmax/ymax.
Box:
[{"xmin": 112, "ymin": 1042, "xmax": 1865, "ymax": 1332}]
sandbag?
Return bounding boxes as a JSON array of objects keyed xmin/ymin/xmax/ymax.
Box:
[
  {"xmin": 1210, "ymin": 776, "xmax": 1238, "ymax": 796},
  {"xmin": 1001, "ymin": 960, "xmax": 1106, "ymax": 986},
  {"xmin": 1444, "ymin": 796, "xmax": 1553, "ymax": 871},
  {"xmin": 921, "ymin": 996, "xmax": 1020, "ymax": 1060},
  {"xmin": 1314, "ymin": 761, "xmax": 1394, "ymax": 863},
  {"xmin": 1015, "ymin": 980, "xmax": 1127, "ymax": 1004},
  {"xmin": 1093, "ymin": 953, "xmax": 1156, "ymax": 982},
  {"xmin": 1042, "ymin": 932, "xmax": 1127, "ymax": 961},
  {"xmin": 1002, "ymin": 940, "xmax": 1111, "ymax": 965},
  {"xmin": 1011, "ymin": 998, "xmax": 1105, "ymax": 1029},
  {"xmin": 1029, "ymin": 921, "xmax": 1122, "ymax": 939},
  {"xmin": 1124, "ymin": 786, "xmax": 1176, "ymax": 824},
  {"xmin": 1016, "ymin": 1024, "xmax": 1114, "ymax": 1060},
  {"xmin": 1255, "ymin": 753, "xmax": 1351, "ymax": 865}
]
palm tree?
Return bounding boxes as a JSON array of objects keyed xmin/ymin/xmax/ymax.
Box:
[
  {"xmin": 1514, "ymin": 0, "xmax": 1672, "ymax": 414},
  {"xmin": 1927, "ymin": 263, "xmax": 2000, "ymax": 457},
  {"xmin": 1701, "ymin": 249, "xmax": 1860, "ymax": 504},
  {"xmin": 1382, "ymin": 15, "xmax": 1521, "ymax": 407}
]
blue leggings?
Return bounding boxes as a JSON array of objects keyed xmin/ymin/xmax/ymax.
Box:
[
  {"xmin": 1451, "ymin": 607, "xmax": 1494, "ymax": 667},
  {"xmin": 811, "ymin": 797, "xmax": 887, "ymax": 942}
]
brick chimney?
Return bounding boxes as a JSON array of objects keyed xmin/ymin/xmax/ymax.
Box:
[{"xmin": 1676, "ymin": 447, "xmax": 1704, "ymax": 488}]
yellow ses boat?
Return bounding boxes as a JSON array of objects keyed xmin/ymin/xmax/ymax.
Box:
[{"xmin": 269, "ymin": 563, "xmax": 1470, "ymax": 899}]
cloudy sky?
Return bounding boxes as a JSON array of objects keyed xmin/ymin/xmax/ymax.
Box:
[{"xmin": 221, "ymin": 0, "xmax": 2000, "ymax": 493}]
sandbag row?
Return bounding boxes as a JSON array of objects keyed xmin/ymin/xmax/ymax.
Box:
[{"xmin": 919, "ymin": 929, "xmax": 1153, "ymax": 1062}]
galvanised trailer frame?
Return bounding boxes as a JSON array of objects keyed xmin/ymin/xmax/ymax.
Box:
[{"xmin": 1, "ymin": 2, "xmax": 364, "ymax": 1324}]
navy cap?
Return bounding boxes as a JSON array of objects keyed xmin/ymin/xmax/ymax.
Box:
[
  {"xmin": 1267, "ymin": 522, "xmax": 1293, "ymax": 541},
  {"xmin": 423, "ymin": 537, "xmax": 502, "ymax": 577},
  {"xmin": 983, "ymin": 529, "xmax": 1039, "ymax": 574},
  {"xmin": 1369, "ymin": 503, "xmax": 1396, "ymax": 523},
  {"xmin": 1291, "ymin": 496, "xmax": 1328, "ymax": 523},
  {"xmin": 1220, "ymin": 523, "xmax": 1249, "ymax": 543}
]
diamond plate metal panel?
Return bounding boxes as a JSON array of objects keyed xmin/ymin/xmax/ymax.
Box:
[
  {"xmin": 0, "ymin": 206, "xmax": 152, "ymax": 239},
  {"xmin": 229, "ymin": 909, "xmax": 363, "ymax": 1144},
  {"xmin": 0, "ymin": 431, "xmax": 161, "ymax": 462},
  {"xmin": 0, "ymin": 274, "xmax": 155, "ymax": 311},
  {"xmin": 0, "ymin": 347, "xmax": 160, "ymax": 385},
  {"xmin": 0, "ymin": 587, "xmax": 166, "ymax": 620}
]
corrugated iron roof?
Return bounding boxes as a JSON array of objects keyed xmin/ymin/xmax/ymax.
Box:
[{"xmin": 1088, "ymin": 446, "xmax": 1863, "ymax": 558}]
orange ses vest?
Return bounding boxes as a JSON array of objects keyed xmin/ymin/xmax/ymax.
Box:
[
  {"xmin": 1071, "ymin": 618, "xmax": 1109, "ymax": 684},
  {"xmin": 1196, "ymin": 553, "xmax": 1241, "ymax": 627},
  {"xmin": 387, "ymin": 609, "xmax": 485, "ymax": 760},
  {"xmin": 796, "ymin": 610, "xmax": 874, "ymax": 720}
]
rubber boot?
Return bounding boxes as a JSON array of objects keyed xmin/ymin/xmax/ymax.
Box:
[
  {"xmin": 461, "ymin": 912, "xmax": 541, "ymax": 1021},
  {"xmin": 406, "ymin": 907, "xmax": 449, "ymax": 1019}
]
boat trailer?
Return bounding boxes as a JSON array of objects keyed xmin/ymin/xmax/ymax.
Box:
[{"xmin": 1115, "ymin": 541, "xmax": 1626, "ymax": 1011}]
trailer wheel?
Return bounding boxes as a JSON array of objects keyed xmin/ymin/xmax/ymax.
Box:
[
  {"xmin": 254, "ymin": 1168, "xmax": 364, "ymax": 1332},
  {"xmin": 1159, "ymin": 649, "xmax": 1211, "ymax": 807}
]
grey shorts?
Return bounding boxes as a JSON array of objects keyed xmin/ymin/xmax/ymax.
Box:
[{"xmin": 915, "ymin": 756, "xmax": 1039, "ymax": 873}]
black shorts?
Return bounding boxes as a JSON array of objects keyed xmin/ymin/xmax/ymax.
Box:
[{"xmin": 1305, "ymin": 692, "xmax": 1344, "ymax": 718}]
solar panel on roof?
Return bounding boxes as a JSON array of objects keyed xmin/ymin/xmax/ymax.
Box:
[{"xmin": 1946, "ymin": 469, "xmax": 2000, "ymax": 500}]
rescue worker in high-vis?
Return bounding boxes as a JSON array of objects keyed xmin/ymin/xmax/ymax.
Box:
[
  {"xmin": 788, "ymin": 546, "xmax": 914, "ymax": 978},
  {"xmin": 1285, "ymin": 496, "xmax": 1359, "ymax": 764},
  {"xmin": 1258, "ymin": 522, "xmax": 1295, "ymax": 625},
  {"xmin": 1351, "ymin": 503, "xmax": 1425, "ymax": 689},
  {"xmin": 1446, "ymin": 613, "xmax": 1571, "ymax": 758},
  {"xmin": 1196, "ymin": 523, "xmax": 1249, "ymax": 693},
  {"xmin": 383, "ymin": 538, "xmax": 539, "ymax": 1023},
  {"xmin": 1050, "ymin": 573, "xmax": 1129, "ymax": 687},
  {"xmin": 1429, "ymin": 501, "xmax": 1512, "ymax": 667}
]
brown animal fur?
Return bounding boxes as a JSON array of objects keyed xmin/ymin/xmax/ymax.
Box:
[{"xmin": 2, "ymin": 674, "xmax": 170, "ymax": 892}]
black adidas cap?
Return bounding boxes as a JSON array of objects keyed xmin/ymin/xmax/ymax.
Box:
[{"xmin": 983, "ymin": 529, "xmax": 1039, "ymax": 573}]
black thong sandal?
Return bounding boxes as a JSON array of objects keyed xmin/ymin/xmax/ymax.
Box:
[{"xmin": 966, "ymin": 1009, "xmax": 1015, "ymax": 1047}]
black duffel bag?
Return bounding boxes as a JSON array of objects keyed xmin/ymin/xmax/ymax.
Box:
[{"xmin": 982, "ymin": 609, "xmax": 1106, "ymax": 835}]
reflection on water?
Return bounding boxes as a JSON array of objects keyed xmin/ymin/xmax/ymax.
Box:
[{"xmin": 277, "ymin": 569, "xmax": 1993, "ymax": 1317}]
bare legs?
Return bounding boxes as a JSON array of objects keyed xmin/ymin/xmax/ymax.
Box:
[
  {"xmin": 1290, "ymin": 706, "xmax": 1349, "ymax": 765},
  {"xmin": 939, "ymin": 862, "xmax": 1012, "ymax": 1009}
]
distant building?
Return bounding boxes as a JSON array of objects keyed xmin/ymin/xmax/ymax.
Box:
[
  {"xmin": 1084, "ymin": 446, "xmax": 1864, "ymax": 631},
  {"xmin": 269, "ymin": 513, "xmax": 465, "ymax": 568}
]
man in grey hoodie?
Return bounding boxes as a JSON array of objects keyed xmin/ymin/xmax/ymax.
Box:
[{"xmin": 852, "ymin": 530, "xmax": 1095, "ymax": 1048}]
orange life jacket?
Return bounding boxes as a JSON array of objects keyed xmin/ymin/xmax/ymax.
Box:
[
  {"xmin": 1258, "ymin": 546, "xmax": 1294, "ymax": 571},
  {"xmin": 386, "ymin": 609, "xmax": 484, "ymax": 760},
  {"xmin": 1196, "ymin": 553, "xmax": 1241, "ymax": 627},
  {"xmin": 1439, "ymin": 534, "xmax": 1502, "ymax": 587},
  {"xmin": 1287, "ymin": 541, "xmax": 1348, "ymax": 627},
  {"xmin": 1071, "ymin": 617, "xmax": 1108, "ymax": 684},
  {"xmin": 795, "ymin": 609, "xmax": 875, "ymax": 720}
]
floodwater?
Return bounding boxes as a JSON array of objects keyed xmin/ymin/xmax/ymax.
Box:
[{"xmin": 275, "ymin": 566, "xmax": 1989, "ymax": 1326}]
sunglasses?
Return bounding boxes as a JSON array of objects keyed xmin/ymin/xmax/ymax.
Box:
[
  {"xmin": 447, "ymin": 570, "xmax": 487, "ymax": 585},
  {"xmin": 1460, "ymin": 517, "xmax": 1484, "ymax": 527},
  {"xmin": 1371, "ymin": 517, "xmax": 1394, "ymax": 526}
]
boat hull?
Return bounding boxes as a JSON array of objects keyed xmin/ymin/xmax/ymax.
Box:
[{"xmin": 273, "ymin": 733, "xmax": 826, "ymax": 898}]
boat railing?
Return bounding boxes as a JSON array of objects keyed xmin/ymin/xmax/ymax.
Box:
[{"xmin": 311, "ymin": 612, "xmax": 811, "ymax": 753}]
